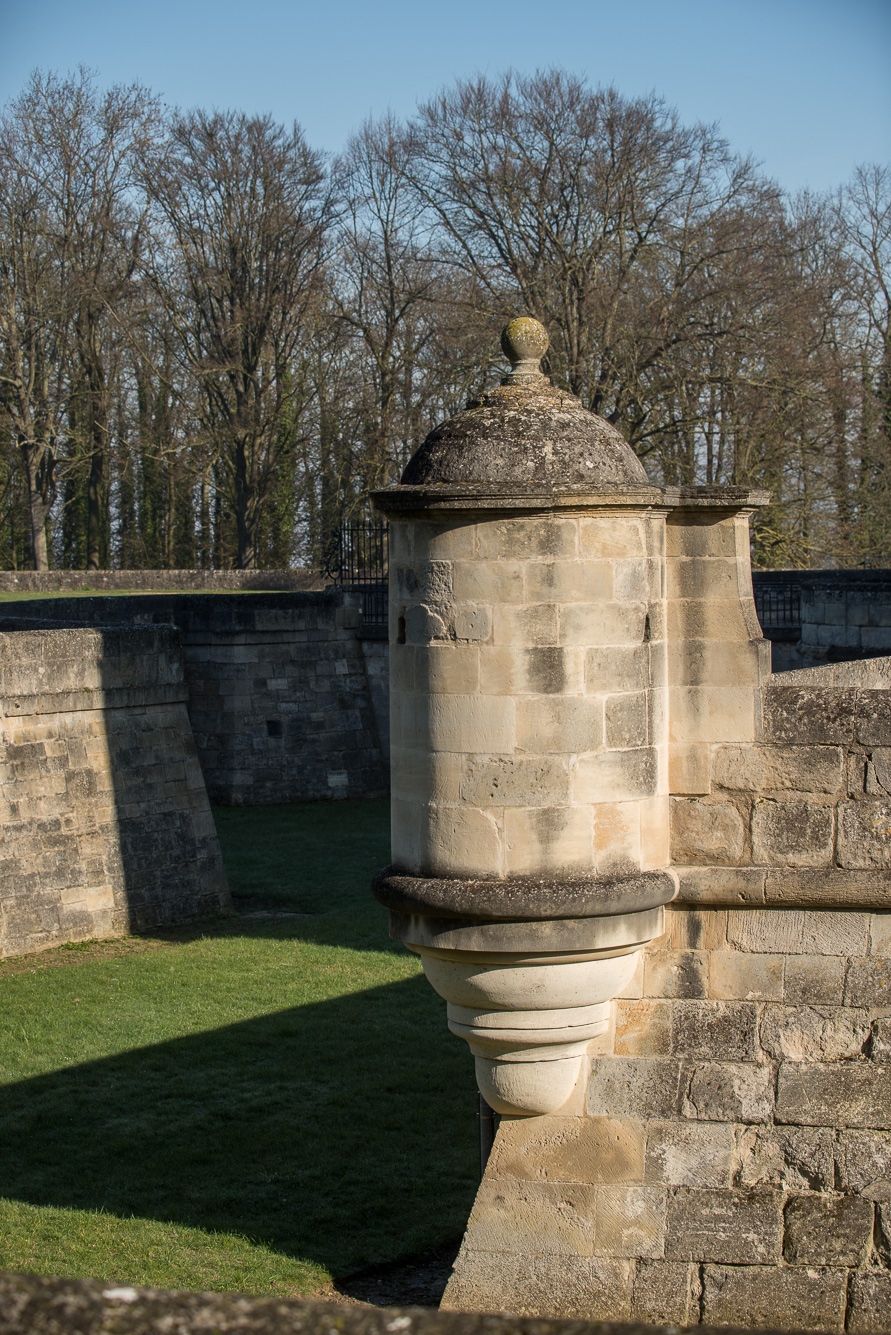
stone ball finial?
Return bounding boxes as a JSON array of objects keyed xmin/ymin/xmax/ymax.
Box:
[{"xmin": 501, "ymin": 316, "xmax": 549, "ymax": 381}]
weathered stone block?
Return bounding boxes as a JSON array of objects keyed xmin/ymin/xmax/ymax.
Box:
[
  {"xmin": 838, "ymin": 1129, "xmax": 891, "ymax": 1199},
  {"xmin": 516, "ymin": 696, "xmax": 604, "ymax": 754},
  {"xmin": 708, "ymin": 950, "xmax": 784, "ymax": 1001},
  {"xmin": 671, "ymin": 999, "xmax": 758, "ymax": 1060},
  {"xmin": 604, "ymin": 692, "xmax": 648, "ymax": 748},
  {"xmin": 839, "ymin": 801, "xmax": 891, "ymax": 867},
  {"xmin": 630, "ymin": 1259, "xmax": 700, "ymax": 1326},
  {"xmin": 702, "ymin": 1263, "xmax": 848, "ymax": 1332},
  {"xmin": 594, "ymin": 1185, "xmax": 666, "ymax": 1258},
  {"xmin": 614, "ymin": 999, "xmax": 672, "ymax": 1056},
  {"xmin": 521, "ymin": 646, "xmax": 585, "ymax": 695},
  {"xmin": 673, "ymin": 865, "xmax": 765, "ymax": 905},
  {"xmin": 873, "ymin": 1016, "xmax": 891, "ymax": 1061},
  {"xmin": 485, "ymin": 1115, "xmax": 645, "ymax": 1185},
  {"xmin": 711, "ymin": 743, "xmax": 844, "ymax": 793},
  {"xmin": 493, "ymin": 600, "xmax": 562, "ymax": 647},
  {"xmin": 592, "ymin": 800, "xmax": 641, "ymax": 875},
  {"xmin": 855, "ymin": 690, "xmax": 891, "ymax": 746},
  {"xmin": 668, "ymin": 741, "xmax": 711, "ymax": 795},
  {"xmin": 587, "ymin": 1058, "xmax": 683, "ymax": 1119},
  {"xmin": 476, "ymin": 516, "xmax": 578, "ymax": 560},
  {"xmin": 461, "ymin": 1179, "xmax": 595, "ymax": 1257},
  {"xmin": 845, "ymin": 957, "xmax": 891, "ymax": 1007},
  {"xmin": 735, "ymin": 1125, "xmax": 836, "ymax": 1191},
  {"xmin": 525, "ymin": 559, "xmax": 611, "ymax": 603},
  {"xmin": 777, "ymin": 1062, "xmax": 891, "ymax": 1129},
  {"xmin": 670, "ymin": 797, "xmax": 746, "ymax": 864},
  {"xmin": 668, "ymin": 684, "xmax": 756, "ymax": 743},
  {"xmin": 414, "ymin": 644, "xmax": 480, "ymax": 694},
  {"xmin": 503, "ymin": 804, "xmax": 594, "ymax": 876},
  {"xmin": 644, "ymin": 1120, "xmax": 735, "ymax": 1186},
  {"xmin": 574, "ymin": 748, "xmax": 658, "ymax": 803},
  {"xmin": 427, "ymin": 693, "xmax": 516, "ymax": 754},
  {"xmin": 727, "ymin": 907, "xmax": 871, "ymax": 956},
  {"xmin": 683, "ymin": 1061, "xmax": 773, "ymax": 1123},
  {"xmin": 848, "ymin": 1272, "xmax": 891, "ymax": 1335},
  {"xmin": 783, "ymin": 1192, "xmax": 873, "ymax": 1265},
  {"xmin": 759, "ymin": 1005, "xmax": 871, "ymax": 1062},
  {"xmin": 762, "ymin": 686, "xmax": 856, "ymax": 745},
  {"xmin": 643, "ymin": 950, "xmax": 708, "ymax": 999},
  {"xmin": 585, "ymin": 644, "xmax": 648, "ymax": 694},
  {"xmin": 559, "ymin": 600, "xmax": 648, "ymax": 648},
  {"xmin": 664, "ymin": 1187, "xmax": 782, "ymax": 1262},
  {"xmin": 460, "ymin": 756, "xmax": 570, "ymax": 808},
  {"xmin": 751, "ymin": 798, "xmax": 834, "ymax": 867},
  {"xmin": 872, "ymin": 912, "xmax": 891, "ymax": 955},
  {"xmin": 579, "ymin": 515, "xmax": 646, "ymax": 559},
  {"xmin": 452, "ymin": 604, "xmax": 492, "ymax": 643},
  {"xmin": 450, "ymin": 559, "xmax": 525, "ymax": 605}
]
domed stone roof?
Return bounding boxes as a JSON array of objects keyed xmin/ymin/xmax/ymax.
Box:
[{"xmin": 400, "ymin": 317, "xmax": 649, "ymax": 489}]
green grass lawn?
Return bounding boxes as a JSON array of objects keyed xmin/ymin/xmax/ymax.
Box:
[{"xmin": 0, "ymin": 799, "xmax": 478, "ymax": 1296}]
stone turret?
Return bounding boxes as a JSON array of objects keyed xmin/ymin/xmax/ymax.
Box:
[{"xmin": 372, "ymin": 318, "xmax": 688, "ymax": 1115}]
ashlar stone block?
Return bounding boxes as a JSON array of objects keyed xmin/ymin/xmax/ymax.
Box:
[
  {"xmin": 683, "ymin": 1061, "xmax": 773, "ymax": 1124},
  {"xmin": 485, "ymin": 1114, "xmax": 646, "ymax": 1185},
  {"xmin": 751, "ymin": 798, "xmax": 834, "ymax": 867},
  {"xmin": 759, "ymin": 1005, "xmax": 871, "ymax": 1063},
  {"xmin": 777, "ymin": 1062, "xmax": 891, "ymax": 1129},
  {"xmin": 670, "ymin": 798, "xmax": 745, "ymax": 865},
  {"xmin": 574, "ymin": 748, "xmax": 658, "ymax": 804},
  {"xmin": 503, "ymin": 804, "xmax": 594, "ymax": 876},
  {"xmin": 702, "ymin": 1263, "xmax": 848, "ymax": 1332},
  {"xmin": 735, "ymin": 1125, "xmax": 837, "ymax": 1191},
  {"xmin": 593, "ymin": 1185, "xmax": 666, "ymax": 1258},
  {"xmin": 783, "ymin": 1192, "xmax": 873, "ymax": 1266},
  {"xmin": 664, "ymin": 1187, "xmax": 782, "ymax": 1263},
  {"xmin": 631, "ymin": 1260, "xmax": 700, "ymax": 1327},
  {"xmin": 644, "ymin": 1120, "xmax": 735, "ymax": 1187},
  {"xmin": 848, "ymin": 1273, "xmax": 891, "ymax": 1335},
  {"xmin": 838, "ymin": 801, "xmax": 891, "ymax": 868},
  {"xmin": 604, "ymin": 692, "xmax": 648, "ymax": 748},
  {"xmin": 461, "ymin": 756, "xmax": 571, "ymax": 808},
  {"xmin": 516, "ymin": 697, "xmax": 604, "ymax": 754},
  {"xmin": 712, "ymin": 743, "xmax": 844, "ymax": 794}
]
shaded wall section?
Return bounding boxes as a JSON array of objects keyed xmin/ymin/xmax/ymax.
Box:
[
  {"xmin": 5, "ymin": 592, "xmax": 390, "ymax": 804},
  {"xmin": 0, "ymin": 624, "xmax": 231, "ymax": 957}
]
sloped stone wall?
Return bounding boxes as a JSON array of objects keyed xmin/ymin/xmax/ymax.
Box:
[{"xmin": 0, "ymin": 625, "xmax": 231, "ymax": 957}]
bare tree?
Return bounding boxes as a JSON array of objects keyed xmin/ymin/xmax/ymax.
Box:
[{"xmin": 144, "ymin": 109, "xmax": 332, "ymax": 568}]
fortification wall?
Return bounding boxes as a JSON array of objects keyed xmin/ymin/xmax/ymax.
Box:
[
  {"xmin": 0, "ymin": 623, "xmax": 231, "ymax": 958},
  {"xmin": 5, "ymin": 592, "xmax": 390, "ymax": 804},
  {"xmin": 0, "ymin": 568, "xmax": 325, "ymax": 593},
  {"xmin": 444, "ymin": 516, "xmax": 891, "ymax": 1330}
]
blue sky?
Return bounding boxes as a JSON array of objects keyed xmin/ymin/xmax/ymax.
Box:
[{"xmin": 1, "ymin": 0, "xmax": 888, "ymax": 195}]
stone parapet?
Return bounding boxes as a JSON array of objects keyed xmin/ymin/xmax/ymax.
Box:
[{"xmin": 0, "ymin": 1269, "xmax": 826, "ymax": 1335}]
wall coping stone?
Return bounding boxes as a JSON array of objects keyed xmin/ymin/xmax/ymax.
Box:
[
  {"xmin": 373, "ymin": 484, "xmax": 770, "ymax": 517},
  {"xmin": 0, "ymin": 1271, "xmax": 816, "ymax": 1335}
]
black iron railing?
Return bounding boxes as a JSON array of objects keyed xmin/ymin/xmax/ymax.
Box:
[{"xmin": 324, "ymin": 519, "xmax": 389, "ymax": 628}]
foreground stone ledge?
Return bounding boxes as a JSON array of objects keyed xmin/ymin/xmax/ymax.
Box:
[{"xmin": 0, "ymin": 1272, "xmax": 822, "ymax": 1335}]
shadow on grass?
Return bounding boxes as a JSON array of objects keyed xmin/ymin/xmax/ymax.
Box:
[{"xmin": 0, "ymin": 974, "xmax": 478, "ymax": 1277}]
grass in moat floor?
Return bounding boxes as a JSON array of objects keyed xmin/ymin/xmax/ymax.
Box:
[{"xmin": 0, "ymin": 799, "xmax": 477, "ymax": 1297}]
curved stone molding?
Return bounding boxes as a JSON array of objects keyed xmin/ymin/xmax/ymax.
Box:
[{"xmin": 388, "ymin": 902, "xmax": 664, "ymax": 1116}]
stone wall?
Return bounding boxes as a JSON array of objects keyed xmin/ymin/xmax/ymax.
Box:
[
  {"xmin": 0, "ymin": 568, "xmax": 325, "ymax": 593},
  {"xmin": 443, "ymin": 515, "xmax": 891, "ymax": 1329},
  {"xmin": 5, "ymin": 592, "xmax": 389, "ymax": 804},
  {"xmin": 444, "ymin": 899, "xmax": 890, "ymax": 1331},
  {"xmin": 752, "ymin": 570, "xmax": 891, "ymax": 672},
  {"xmin": 0, "ymin": 624, "xmax": 231, "ymax": 958}
]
